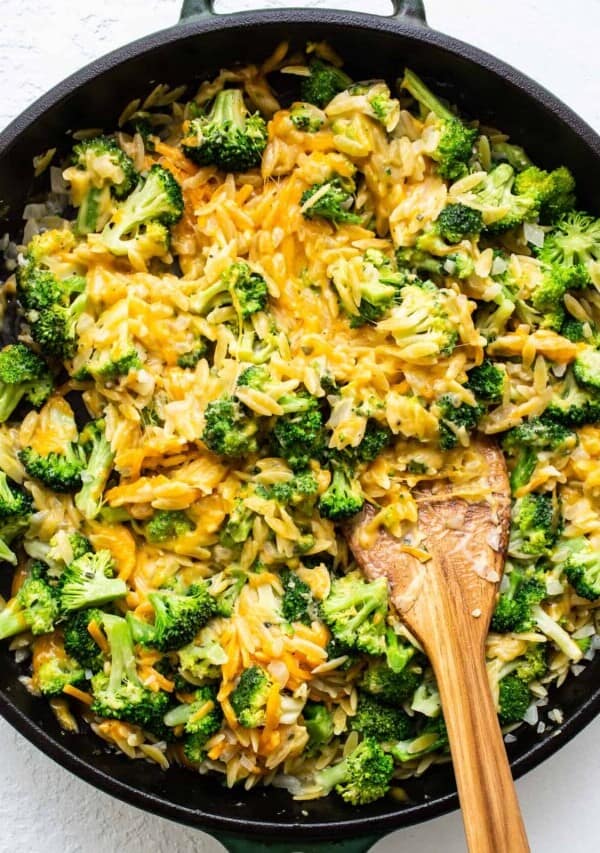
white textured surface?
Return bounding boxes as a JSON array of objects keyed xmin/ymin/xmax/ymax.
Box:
[{"xmin": 1, "ymin": 1, "xmax": 600, "ymax": 851}]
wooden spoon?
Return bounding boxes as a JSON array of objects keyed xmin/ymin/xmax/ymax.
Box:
[{"xmin": 346, "ymin": 437, "xmax": 529, "ymax": 853}]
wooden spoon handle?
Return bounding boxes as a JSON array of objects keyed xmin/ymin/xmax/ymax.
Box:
[{"xmin": 428, "ymin": 604, "xmax": 530, "ymax": 852}]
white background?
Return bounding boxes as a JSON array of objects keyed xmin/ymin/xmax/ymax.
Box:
[{"xmin": 1, "ymin": 1, "xmax": 600, "ymax": 850}]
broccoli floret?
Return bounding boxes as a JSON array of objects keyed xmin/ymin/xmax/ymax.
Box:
[
  {"xmin": 490, "ymin": 569, "xmax": 546, "ymax": 633},
  {"xmin": 0, "ymin": 343, "xmax": 53, "ymax": 423},
  {"xmin": 74, "ymin": 419, "xmax": 115, "ymax": 520},
  {"xmin": 498, "ymin": 675, "xmax": 530, "ymax": 725},
  {"xmin": 233, "ymin": 317, "xmax": 279, "ymax": 364},
  {"xmin": 318, "ymin": 454, "xmax": 364, "ymax": 521},
  {"xmin": 401, "ymin": 69, "xmax": 477, "ymax": 181},
  {"xmin": 501, "ymin": 417, "xmax": 576, "ymax": 492},
  {"xmin": 63, "ymin": 607, "xmax": 106, "ymax": 672},
  {"xmin": 17, "ymin": 265, "xmax": 87, "ymax": 359},
  {"xmin": 351, "ymin": 693, "xmax": 413, "ymax": 741},
  {"xmin": 182, "ymin": 88, "xmax": 267, "ymax": 172},
  {"xmin": 396, "ymin": 247, "xmax": 444, "ymax": 278},
  {"xmin": 271, "ymin": 395, "xmax": 326, "ymax": 470},
  {"xmin": 361, "ymin": 660, "xmax": 421, "ymax": 705},
  {"xmin": 214, "ymin": 568, "xmax": 248, "ymax": 618},
  {"xmin": 330, "ymin": 251, "xmax": 407, "ymax": 327},
  {"xmin": 36, "ymin": 642, "xmax": 86, "ymax": 697},
  {"xmin": 303, "ymin": 701, "xmax": 334, "ymax": 751},
  {"xmin": 202, "ymin": 395, "xmax": 260, "ymax": 458},
  {"xmin": 300, "ymin": 60, "xmax": 352, "ymax": 109},
  {"xmin": 184, "ymin": 703, "xmax": 222, "ymax": 762},
  {"xmin": 354, "ymin": 420, "xmax": 393, "ymax": 464},
  {"xmin": 561, "ymin": 317, "xmax": 587, "ymax": 343},
  {"xmin": 59, "ymin": 550, "xmax": 127, "ymax": 612},
  {"xmin": 65, "ymin": 135, "xmax": 138, "ymax": 234},
  {"xmin": 178, "ymin": 630, "xmax": 227, "ymax": 683},
  {"xmin": 525, "ymin": 263, "xmax": 590, "ymax": 332},
  {"xmin": 0, "ymin": 573, "xmax": 58, "ymax": 640},
  {"xmin": 513, "ymin": 165, "xmax": 576, "ymax": 225},
  {"xmin": 466, "ymin": 360, "xmax": 505, "ymax": 404},
  {"xmin": 237, "ymin": 365, "xmax": 318, "ymax": 422},
  {"xmin": 490, "ymin": 140, "xmax": 532, "ymax": 171},
  {"xmin": 413, "ymin": 224, "xmax": 476, "ymax": 278},
  {"xmin": 28, "ymin": 294, "xmax": 88, "ymax": 360},
  {"xmin": 436, "ymin": 394, "xmax": 482, "ymax": 450},
  {"xmin": 388, "ymin": 717, "xmax": 448, "ymax": 763},
  {"xmin": 324, "ymin": 636, "xmax": 357, "ymax": 670},
  {"xmin": 143, "ymin": 509, "xmax": 194, "ymax": 544},
  {"xmin": 164, "ymin": 684, "xmax": 222, "ymax": 761},
  {"xmin": 301, "ymin": 177, "xmax": 361, "ymax": 226},
  {"xmin": 457, "ymin": 164, "xmax": 536, "ymax": 232},
  {"xmin": 129, "ymin": 117, "xmax": 155, "ymax": 151},
  {"xmin": 436, "ymin": 204, "xmax": 483, "ymax": 244},
  {"xmin": 18, "ymin": 228, "xmax": 78, "ymax": 274},
  {"xmin": 19, "ymin": 443, "xmax": 85, "ymax": 493},
  {"xmin": 257, "ymin": 471, "xmax": 319, "ymax": 507},
  {"xmin": 69, "ymin": 532, "xmax": 94, "ymax": 560},
  {"xmin": 344, "ymin": 81, "xmax": 399, "ymax": 130},
  {"xmin": 219, "ymin": 498, "xmax": 255, "ymax": 549},
  {"xmin": 90, "ymin": 614, "xmax": 170, "ymax": 733},
  {"xmin": 90, "ymin": 350, "xmax": 142, "ymax": 382},
  {"xmin": 543, "ymin": 369, "xmax": 600, "ymax": 427},
  {"xmin": 191, "ymin": 261, "xmax": 268, "ymax": 319},
  {"xmin": 537, "ymin": 211, "xmax": 600, "ymax": 273},
  {"xmin": 562, "ymin": 540, "xmax": 600, "ymax": 600},
  {"xmin": 384, "ymin": 626, "xmax": 417, "ymax": 674},
  {"xmin": 127, "ymin": 582, "xmax": 215, "ymax": 652},
  {"xmin": 17, "ymin": 266, "xmax": 80, "ymax": 313},
  {"xmin": 230, "ymin": 665, "xmax": 272, "ymax": 728},
  {"xmin": 0, "ymin": 477, "xmax": 33, "ymax": 525},
  {"xmin": 511, "ymin": 493, "xmax": 560, "ymax": 557},
  {"xmin": 320, "ymin": 573, "xmax": 388, "ymax": 656},
  {"xmin": 176, "ymin": 339, "xmax": 209, "ymax": 368},
  {"xmin": 573, "ymin": 348, "xmax": 600, "ymax": 391},
  {"xmin": 515, "ymin": 645, "xmax": 548, "ymax": 682},
  {"xmin": 280, "ymin": 568, "xmax": 315, "ymax": 625},
  {"xmin": 0, "ymin": 471, "xmax": 33, "ymax": 565},
  {"xmin": 315, "ymin": 738, "xmax": 393, "ymax": 805},
  {"xmin": 101, "ymin": 164, "xmax": 183, "ymax": 259},
  {"xmin": 380, "ymin": 284, "xmax": 460, "ymax": 359},
  {"xmin": 289, "ymin": 102, "xmax": 325, "ymax": 133}
]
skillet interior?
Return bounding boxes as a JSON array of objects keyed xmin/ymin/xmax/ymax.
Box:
[{"xmin": 1, "ymin": 10, "xmax": 600, "ymax": 842}]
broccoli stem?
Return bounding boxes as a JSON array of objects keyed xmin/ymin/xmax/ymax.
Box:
[
  {"xmin": 0, "ymin": 601, "xmax": 28, "ymax": 640},
  {"xmin": 104, "ymin": 614, "xmax": 138, "ymax": 692},
  {"xmin": 75, "ymin": 430, "xmax": 114, "ymax": 520},
  {"xmin": 315, "ymin": 756, "xmax": 348, "ymax": 793},
  {"xmin": 164, "ymin": 703, "xmax": 194, "ymax": 727},
  {"xmin": 0, "ymin": 537, "xmax": 18, "ymax": 566},
  {"xmin": 0, "ymin": 386, "xmax": 26, "ymax": 424},
  {"xmin": 401, "ymin": 69, "xmax": 454, "ymax": 123},
  {"xmin": 211, "ymin": 89, "xmax": 246, "ymax": 132}
]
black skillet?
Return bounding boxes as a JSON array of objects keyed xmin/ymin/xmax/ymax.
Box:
[{"xmin": 0, "ymin": 2, "xmax": 599, "ymax": 851}]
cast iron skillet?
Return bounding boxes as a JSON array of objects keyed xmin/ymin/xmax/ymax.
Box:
[{"xmin": 1, "ymin": 2, "xmax": 599, "ymax": 851}]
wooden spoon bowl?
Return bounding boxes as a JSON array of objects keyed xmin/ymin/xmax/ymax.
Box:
[{"xmin": 347, "ymin": 437, "xmax": 529, "ymax": 853}]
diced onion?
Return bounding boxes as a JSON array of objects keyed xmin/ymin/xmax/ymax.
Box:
[
  {"xmin": 491, "ymin": 255, "xmax": 508, "ymax": 276},
  {"xmin": 22, "ymin": 203, "xmax": 48, "ymax": 220},
  {"xmin": 50, "ymin": 166, "xmax": 69, "ymax": 194},
  {"xmin": 523, "ymin": 222, "xmax": 545, "ymax": 248},
  {"xmin": 523, "ymin": 703, "xmax": 539, "ymax": 726}
]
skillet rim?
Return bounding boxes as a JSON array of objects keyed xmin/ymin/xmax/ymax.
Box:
[{"xmin": 1, "ymin": 7, "xmax": 600, "ymax": 841}]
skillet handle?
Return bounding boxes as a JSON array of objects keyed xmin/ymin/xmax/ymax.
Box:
[
  {"xmin": 214, "ymin": 830, "xmax": 383, "ymax": 852},
  {"xmin": 180, "ymin": 0, "xmax": 427, "ymax": 23}
]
